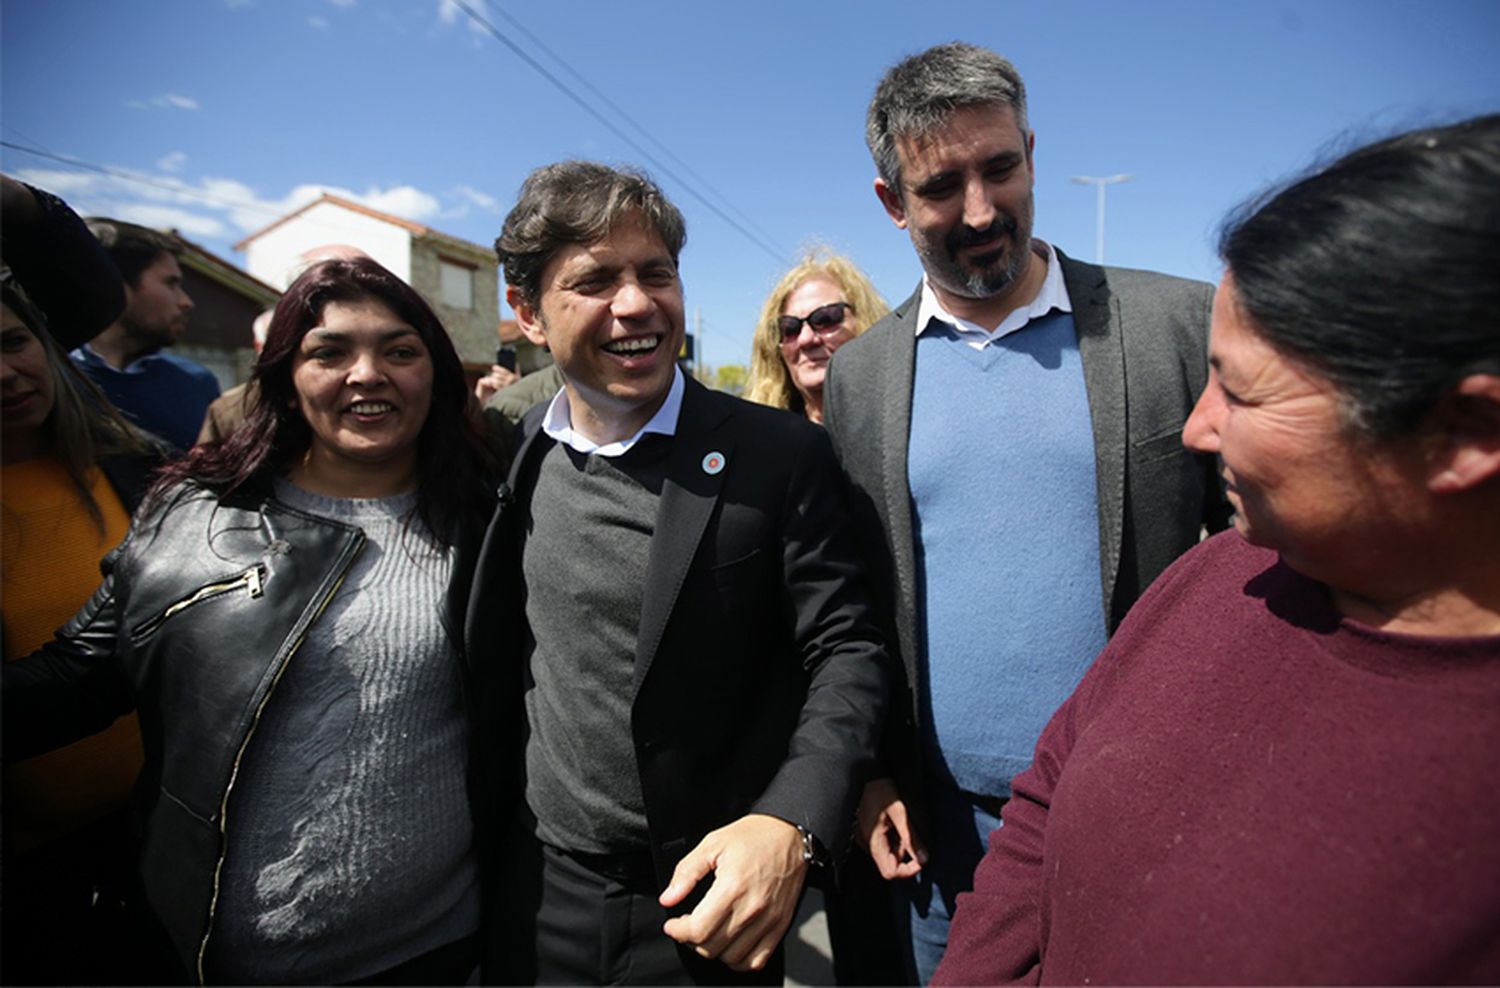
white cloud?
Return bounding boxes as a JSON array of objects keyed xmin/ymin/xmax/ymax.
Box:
[
  {"xmin": 127, "ymin": 93, "xmax": 200, "ymax": 111},
  {"xmin": 113, "ymin": 204, "xmax": 227, "ymax": 239},
  {"xmin": 11, "ymin": 169, "xmax": 103, "ymax": 196},
  {"xmin": 158, "ymin": 151, "xmax": 188, "ymax": 173},
  {"xmin": 13, "ymin": 164, "xmax": 451, "ymax": 250},
  {"xmin": 359, "ymin": 185, "xmax": 443, "ymax": 221},
  {"xmin": 454, "ymin": 184, "xmax": 499, "ymax": 212},
  {"xmin": 308, "ymin": 15, "xmax": 330, "ymax": 29},
  {"xmin": 437, "ymin": 0, "xmax": 488, "ymax": 33}
]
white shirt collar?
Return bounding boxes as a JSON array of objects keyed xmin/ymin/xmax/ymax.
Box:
[
  {"xmin": 539, "ymin": 365, "xmax": 685, "ymax": 457},
  {"xmin": 915, "ymin": 239, "xmax": 1072, "ymax": 346}
]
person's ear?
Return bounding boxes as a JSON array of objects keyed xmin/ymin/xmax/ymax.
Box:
[
  {"xmin": 508, "ymin": 285, "xmax": 548, "ymax": 349},
  {"xmin": 875, "ymin": 177, "xmax": 908, "ymax": 230},
  {"xmin": 1428, "ymin": 374, "xmax": 1500, "ymax": 493}
]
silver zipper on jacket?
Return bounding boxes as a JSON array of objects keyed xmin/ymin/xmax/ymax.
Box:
[
  {"xmin": 193, "ymin": 537, "xmax": 364, "ymax": 985},
  {"xmin": 130, "ymin": 565, "xmax": 265, "ymax": 641}
]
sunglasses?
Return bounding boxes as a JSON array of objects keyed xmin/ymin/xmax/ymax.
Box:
[{"xmin": 778, "ymin": 301, "xmax": 853, "ymax": 342}]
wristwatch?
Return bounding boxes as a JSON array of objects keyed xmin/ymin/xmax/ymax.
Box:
[{"xmin": 795, "ymin": 825, "xmax": 829, "ymax": 870}]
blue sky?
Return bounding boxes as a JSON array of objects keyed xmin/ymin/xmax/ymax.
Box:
[{"xmin": 4, "ymin": 0, "xmax": 1498, "ymax": 369}]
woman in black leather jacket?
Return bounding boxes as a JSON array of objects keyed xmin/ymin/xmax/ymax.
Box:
[{"xmin": 4, "ymin": 257, "xmax": 498, "ymax": 985}]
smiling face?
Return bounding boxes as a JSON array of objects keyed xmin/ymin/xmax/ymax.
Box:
[
  {"xmin": 511, "ymin": 211, "xmax": 685, "ymax": 445},
  {"xmin": 289, "ymin": 295, "xmax": 433, "ymax": 496},
  {"xmin": 877, "ymin": 103, "xmax": 1036, "ymax": 315},
  {"xmin": 1182, "ymin": 275, "xmax": 1428, "ymax": 583},
  {"xmin": 1, "ymin": 303, "xmax": 57, "ymax": 462},
  {"xmin": 779, "ymin": 277, "xmax": 854, "ymax": 410}
]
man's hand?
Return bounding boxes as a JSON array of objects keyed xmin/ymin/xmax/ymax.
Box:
[
  {"xmin": 856, "ymin": 777, "xmax": 926, "ymax": 880},
  {"xmin": 474, "ymin": 363, "xmax": 520, "ymax": 404},
  {"xmin": 659, "ymin": 814, "xmax": 807, "ymax": 972}
]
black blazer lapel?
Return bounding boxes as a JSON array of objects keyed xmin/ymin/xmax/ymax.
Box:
[
  {"xmin": 463, "ymin": 420, "xmax": 553, "ymax": 660},
  {"xmin": 632, "ymin": 380, "xmax": 734, "ymax": 700}
]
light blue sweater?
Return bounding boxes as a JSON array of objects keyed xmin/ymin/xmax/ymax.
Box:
[{"xmin": 909, "ymin": 312, "xmax": 1107, "ymax": 797}]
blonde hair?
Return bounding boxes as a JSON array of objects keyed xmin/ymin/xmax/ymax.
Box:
[{"xmin": 745, "ymin": 249, "xmax": 889, "ymax": 415}]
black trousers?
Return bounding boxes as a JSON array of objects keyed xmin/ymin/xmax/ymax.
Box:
[
  {"xmin": 489, "ymin": 830, "xmax": 782, "ymax": 986},
  {"xmin": 823, "ymin": 849, "xmax": 908, "ymax": 985}
]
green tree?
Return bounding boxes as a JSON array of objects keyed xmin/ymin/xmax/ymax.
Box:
[{"xmin": 712, "ymin": 363, "xmax": 748, "ymax": 396}]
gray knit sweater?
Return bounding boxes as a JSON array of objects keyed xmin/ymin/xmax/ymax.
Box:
[
  {"xmin": 208, "ymin": 480, "xmax": 478, "ymax": 984},
  {"xmin": 523, "ymin": 440, "xmax": 668, "ymax": 853}
]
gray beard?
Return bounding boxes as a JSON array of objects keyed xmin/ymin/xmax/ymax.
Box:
[{"xmin": 922, "ymin": 235, "xmax": 1032, "ymax": 301}]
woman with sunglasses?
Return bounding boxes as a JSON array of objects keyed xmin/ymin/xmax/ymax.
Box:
[
  {"xmin": 4, "ymin": 257, "xmax": 498, "ymax": 985},
  {"xmin": 746, "ymin": 250, "xmax": 889, "ymax": 423}
]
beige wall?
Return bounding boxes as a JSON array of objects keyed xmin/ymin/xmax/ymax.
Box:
[{"xmin": 410, "ymin": 239, "xmax": 499, "ymax": 364}]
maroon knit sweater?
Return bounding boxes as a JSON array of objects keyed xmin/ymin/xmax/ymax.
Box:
[{"xmin": 934, "ymin": 531, "xmax": 1500, "ymax": 985}]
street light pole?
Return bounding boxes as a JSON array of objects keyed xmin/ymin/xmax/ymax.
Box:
[{"xmin": 1070, "ymin": 173, "xmax": 1133, "ymax": 264}]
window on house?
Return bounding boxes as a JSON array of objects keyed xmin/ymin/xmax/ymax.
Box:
[{"xmin": 439, "ymin": 259, "xmax": 474, "ymax": 310}]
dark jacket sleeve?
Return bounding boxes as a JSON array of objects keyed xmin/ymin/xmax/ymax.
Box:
[
  {"xmin": 2, "ymin": 554, "xmax": 136, "ymax": 760},
  {"xmin": 748, "ymin": 425, "xmax": 891, "ymax": 868},
  {"xmin": 1, "ymin": 179, "xmax": 126, "ymax": 350}
]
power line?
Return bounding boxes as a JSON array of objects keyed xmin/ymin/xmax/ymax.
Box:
[
  {"xmin": 448, "ymin": 0, "xmax": 786, "ymax": 264},
  {"xmin": 1, "ymin": 139, "xmax": 467, "ymax": 251},
  {"xmin": 1, "ymin": 139, "xmax": 294, "ymax": 225},
  {"xmin": 478, "ymin": 3, "xmax": 783, "ymax": 252}
]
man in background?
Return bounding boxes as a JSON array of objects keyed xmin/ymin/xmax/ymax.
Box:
[
  {"xmin": 73, "ymin": 219, "xmax": 216, "ymax": 450},
  {"xmin": 196, "ymin": 308, "xmax": 269, "ymax": 444}
]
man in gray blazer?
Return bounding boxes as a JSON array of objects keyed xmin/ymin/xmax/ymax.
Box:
[{"xmin": 823, "ymin": 41, "xmax": 1230, "ymax": 982}]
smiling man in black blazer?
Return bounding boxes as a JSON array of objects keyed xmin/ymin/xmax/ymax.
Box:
[{"xmin": 466, "ymin": 160, "xmax": 889, "ymax": 985}]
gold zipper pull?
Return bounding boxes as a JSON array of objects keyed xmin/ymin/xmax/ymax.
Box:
[{"xmin": 246, "ymin": 565, "xmax": 264, "ymax": 599}]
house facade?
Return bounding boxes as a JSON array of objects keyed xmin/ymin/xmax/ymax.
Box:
[
  {"xmin": 175, "ymin": 236, "xmax": 282, "ymax": 389},
  {"xmin": 234, "ymin": 194, "xmax": 499, "ymax": 366}
]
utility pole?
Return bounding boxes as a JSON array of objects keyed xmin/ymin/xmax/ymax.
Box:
[
  {"xmin": 692, "ymin": 307, "xmax": 705, "ymax": 381},
  {"xmin": 1070, "ymin": 174, "xmax": 1133, "ymax": 264}
]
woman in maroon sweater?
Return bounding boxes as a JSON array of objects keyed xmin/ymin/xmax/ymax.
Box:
[{"xmin": 934, "ymin": 114, "xmax": 1500, "ymax": 985}]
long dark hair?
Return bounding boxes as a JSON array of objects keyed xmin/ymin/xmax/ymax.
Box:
[
  {"xmin": 1220, "ymin": 113, "xmax": 1500, "ymax": 440},
  {"xmin": 155, "ymin": 257, "xmax": 495, "ymax": 546}
]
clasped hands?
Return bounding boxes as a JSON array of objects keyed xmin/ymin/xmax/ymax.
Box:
[{"xmin": 658, "ymin": 813, "xmax": 808, "ymax": 973}]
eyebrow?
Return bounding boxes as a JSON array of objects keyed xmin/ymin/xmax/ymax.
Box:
[
  {"xmin": 303, "ymin": 327, "xmax": 419, "ymax": 343},
  {"xmin": 910, "ymin": 151, "xmax": 1026, "ymax": 194},
  {"xmin": 560, "ymin": 260, "xmax": 618, "ymax": 283},
  {"xmin": 560, "ymin": 255, "xmax": 676, "ymax": 284}
]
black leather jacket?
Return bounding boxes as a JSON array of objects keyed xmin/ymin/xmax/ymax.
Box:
[{"xmin": 2, "ymin": 477, "xmax": 493, "ymax": 984}]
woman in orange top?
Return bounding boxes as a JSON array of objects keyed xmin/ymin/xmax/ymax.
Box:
[{"xmin": 2, "ymin": 271, "xmax": 161, "ymax": 984}]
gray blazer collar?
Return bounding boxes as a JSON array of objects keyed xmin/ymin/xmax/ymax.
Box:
[
  {"xmin": 885, "ymin": 250, "xmax": 1125, "ymax": 635},
  {"xmin": 1059, "ymin": 250, "xmax": 1126, "ymax": 619}
]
